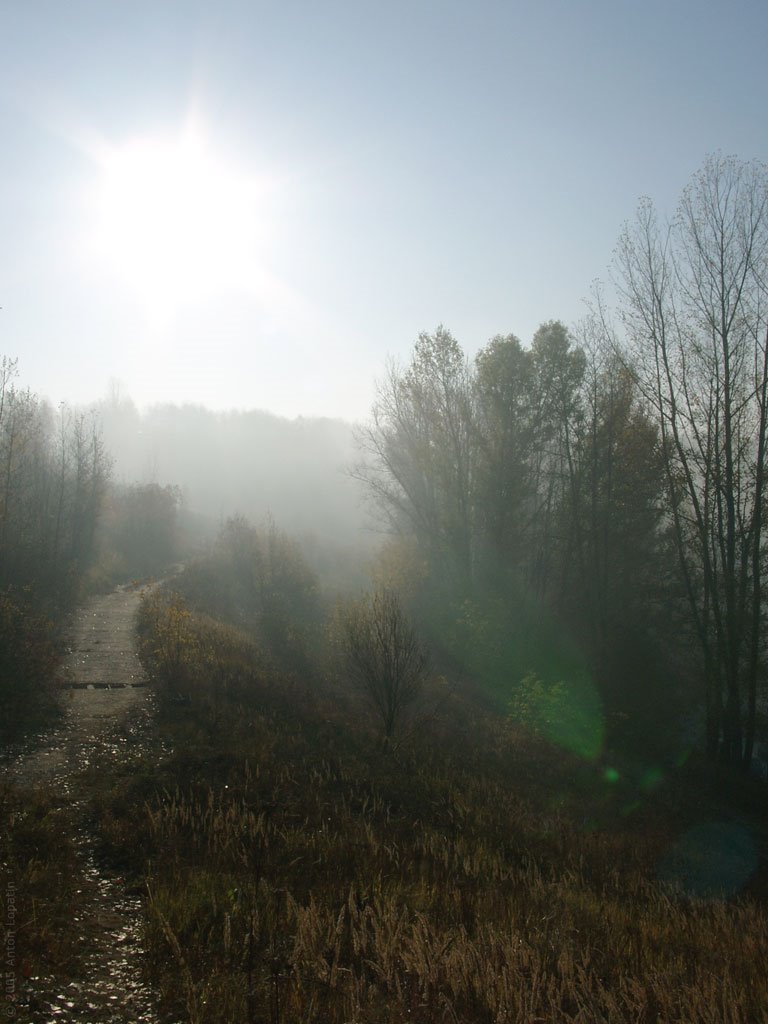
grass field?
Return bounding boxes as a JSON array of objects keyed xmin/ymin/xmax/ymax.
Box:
[{"xmin": 80, "ymin": 588, "xmax": 768, "ymax": 1023}]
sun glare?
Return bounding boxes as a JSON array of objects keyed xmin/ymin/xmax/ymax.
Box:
[{"xmin": 91, "ymin": 128, "xmax": 268, "ymax": 319}]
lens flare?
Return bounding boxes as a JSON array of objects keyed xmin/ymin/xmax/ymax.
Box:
[{"xmin": 658, "ymin": 822, "xmax": 758, "ymax": 898}]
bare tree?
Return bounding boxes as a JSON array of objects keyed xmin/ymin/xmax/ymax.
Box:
[
  {"xmin": 615, "ymin": 154, "xmax": 768, "ymax": 767},
  {"xmin": 339, "ymin": 588, "xmax": 429, "ymax": 742}
]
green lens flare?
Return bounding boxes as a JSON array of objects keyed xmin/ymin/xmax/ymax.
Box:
[{"xmin": 509, "ymin": 671, "xmax": 604, "ymax": 761}]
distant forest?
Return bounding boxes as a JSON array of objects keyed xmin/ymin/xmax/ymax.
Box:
[
  {"xmin": 97, "ymin": 397, "xmax": 365, "ymax": 549},
  {"xmin": 1, "ymin": 153, "xmax": 767, "ymax": 772}
]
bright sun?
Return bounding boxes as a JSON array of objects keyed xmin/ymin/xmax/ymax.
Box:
[{"xmin": 91, "ymin": 128, "xmax": 267, "ymax": 319}]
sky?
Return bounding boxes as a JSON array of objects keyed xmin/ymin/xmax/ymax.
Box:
[{"xmin": 0, "ymin": 0, "xmax": 766, "ymax": 422}]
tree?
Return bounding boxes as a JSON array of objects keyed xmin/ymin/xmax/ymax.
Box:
[
  {"xmin": 561, "ymin": 339, "xmax": 673, "ymax": 724},
  {"xmin": 615, "ymin": 154, "xmax": 768, "ymax": 767},
  {"xmin": 338, "ymin": 588, "xmax": 429, "ymax": 742},
  {"xmin": 176, "ymin": 515, "xmax": 319, "ymax": 670},
  {"xmin": 0, "ymin": 364, "xmax": 110, "ymax": 610},
  {"xmin": 527, "ymin": 321, "xmax": 586, "ymax": 598},
  {"xmin": 473, "ymin": 333, "xmax": 534, "ymax": 579},
  {"xmin": 0, "ymin": 359, "xmax": 112, "ymax": 731},
  {"xmin": 354, "ymin": 326, "xmax": 475, "ymax": 585},
  {"xmin": 107, "ymin": 482, "xmax": 181, "ymax": 578}
]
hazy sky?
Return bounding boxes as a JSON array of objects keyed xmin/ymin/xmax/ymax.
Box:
[{"xmin": 1, "ymin": 1, "xmax": 766, "ymax": 421}]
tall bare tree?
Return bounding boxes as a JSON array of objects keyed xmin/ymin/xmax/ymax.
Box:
[{"xmin": 615, "ymin": 154, "xmax": 768, "ymax": 767}]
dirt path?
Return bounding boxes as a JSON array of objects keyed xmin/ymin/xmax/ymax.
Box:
[{"xmin": 2, "ymin": 583, "xmax": 171, "ymax": 1024}]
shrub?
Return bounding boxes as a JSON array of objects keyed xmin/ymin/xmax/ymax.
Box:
[{"xmin": 0, "ymin": 590, "xmax": 58, "ymax": 741}]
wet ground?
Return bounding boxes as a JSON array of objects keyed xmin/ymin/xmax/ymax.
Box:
[{"xmin": 2, "ymin": 583, "xmax": 173, "ymax": 1024}]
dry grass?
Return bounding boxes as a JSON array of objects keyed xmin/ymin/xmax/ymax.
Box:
[
  {"xmin": 0, "ymin": 784, "xmax": 81, "ymax": 972},
  {"xmin": 88, "ymin": 589, "xmax": 768, "ymax": 1022}
]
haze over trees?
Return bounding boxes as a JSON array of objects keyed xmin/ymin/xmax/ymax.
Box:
[
  {"xmin": 615, "ymin": 154, "xmax": 768, "ymax": 768},
  {"xmin": 1, "ymin": 154, "xmax": 766, "ymax": 772},
  {"xmin": 355, "ymin": 320, "xmax": 673, "ymax": 750},
  {"xmin": 0, "ymin": 358, "xmax": 110, "ymax": 732},
  {"xmin": 5, "ymin": 153, "xmax": 768, "ymax": 1024},
  {"xmin": 96, "ymin": 395, "xmax": 368, "ymax": 548},
  {"xmin": 356, "ymin": 155, "xmax": 768, "ymax": 770},
  {"xmin": 0, "ymin": 357, "xmax": 109, "ymax": 610}
]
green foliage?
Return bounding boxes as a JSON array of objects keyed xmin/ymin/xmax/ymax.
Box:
[
  {"xmin": 509, "ymin": 671, "xmax": 567, "ymax": 733},
  {"xmin": 509, "ymin": 671, "xmax": 604, "ymax": 761}
]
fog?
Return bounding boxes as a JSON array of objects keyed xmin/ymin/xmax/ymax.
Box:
[{"xmin": 95, "ymin": 391, "xmax": 375, "ymax": 586}]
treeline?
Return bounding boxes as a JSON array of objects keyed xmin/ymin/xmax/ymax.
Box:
[
  {"xmin": 0, "ymin": 357, "xmax": 109, "ymax": 612},
  {"xmin": 357, "ymin": 322, "xmax": 676, "ymax": 754},
  {"xmin": 0, "ymin": 357, "xmax": 110, "ymax": 732},
  {"xmin": 0, "ymin": 357, "xmax": 187, "ymax": 735},
  {"xmin": 97, "ymin": 395, "xmax": 367, "ymax": 551},
  {"xmin": 0, "ymin": 358, "xmax": 187, "ymax": 606},
  {"xmin": 2, "ymin": 154, "xmax": 765, "ymax": 772},
  {"xmin": 357, "ymin": 155, "xmax": 768, "ymax": 770}
]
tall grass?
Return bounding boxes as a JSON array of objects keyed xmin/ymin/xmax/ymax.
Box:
[
  {"xmin": 94, "ymin": 587, "xmax": 768, "ymax": 1022},
  {"xmin": 0, "ymin": 784, "xmax": 80, "ymax": 974}
]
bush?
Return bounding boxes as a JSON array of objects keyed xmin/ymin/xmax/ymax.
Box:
[
  {"xmin": 335, "ymin": 588, "xmax": 429, "ymax": 742},
  {"xmin": 509, "ymin": 670, "xmax": 604, "ymax": 761},
  {"xmin": 0, "ymin": 590, "xmax": 58, "ymax": 742}
]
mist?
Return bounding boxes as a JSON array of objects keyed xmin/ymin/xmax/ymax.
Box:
[
  {"xmin": 95, "ymin": 390, "xmax": 376, "ymax": 589},
  {"xmin": 2, "ymin": 2, "xmax": 768, "ymax": 1018}
]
